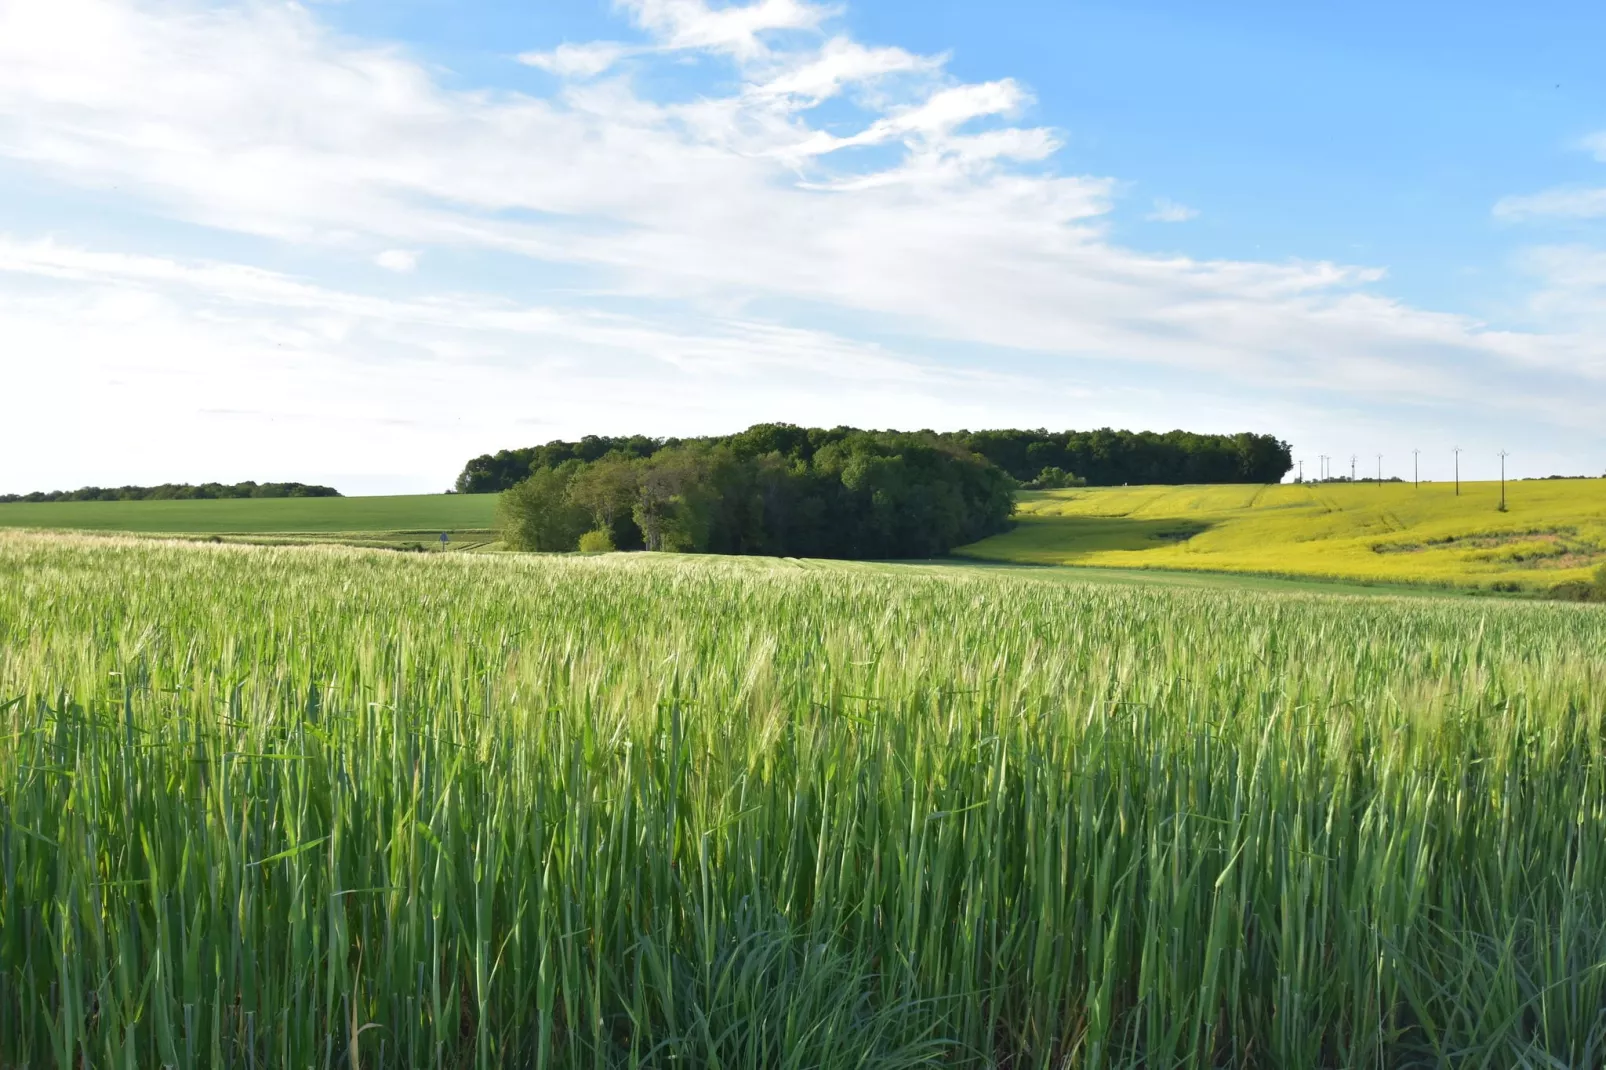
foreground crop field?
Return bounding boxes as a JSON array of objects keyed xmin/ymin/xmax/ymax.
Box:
[
  {"xmin": 958, "ymin": 479, "xmax": 1606, "ymax": 591},
  {"xmin": 2, "ymin": 532, "xmax": 1605, "ymax": 1068},
  {"xmin": 0, "ymin": 493, "xmax": 499, "ymax": 549}
]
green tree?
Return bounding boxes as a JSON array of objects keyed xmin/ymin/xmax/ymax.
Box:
[
  {"xmin": 567, "ymin": 453, "xmax": 642, "ymax": 547},
  {"xmin": 634, "ymin": 447, "xmax": 720, "ymax": 552},
  {"xmin": 489, "ymin": 427, "xmax": 1015, "ymax": 560},
  {"xmin": 497, "ymin": 465, "xmax": 590, "ymax": 551},
  {"xmin": 1024, "ymin": 466, "xmax": 1085, "ymax": 490}
]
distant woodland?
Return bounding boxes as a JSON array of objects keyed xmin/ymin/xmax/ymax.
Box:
[
  {"xmin": 458, "ymin": 425, "xmax": 1294, "ymax": 494},
  {"xmin": 0, "ymin": 482, "xmax": 342, "ymax": 504},
  {"xmin": 494, "ymin": 426, "xmax": 1014, "ymax": 558},
  {"xmin": 472, "ymin": 424, "xmax": 1292, "ymax": 559}
]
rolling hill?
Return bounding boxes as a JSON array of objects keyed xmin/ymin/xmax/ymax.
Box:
[{"xmin": 956, "ymin": 479, "xmax": 1606, "ymax": 591}]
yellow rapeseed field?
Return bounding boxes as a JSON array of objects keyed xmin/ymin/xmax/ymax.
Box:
[{"xmin": 957, "ymin": 478, "xmax": 1606, "ymax": 590}]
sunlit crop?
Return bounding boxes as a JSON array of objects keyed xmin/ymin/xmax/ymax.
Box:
[
  {"xmin": 958, "ymin": 479, "xmax": 1606, "ymax": 591},
  {"xmin": 2, "ymin": 531, "xmax": 1604, "ymax": 1067}
]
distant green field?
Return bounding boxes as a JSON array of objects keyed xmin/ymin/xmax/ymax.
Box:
[
  {"xmin": 0, "ymin": 493, "xmax": 500, "ymax": 546},
  {"xmin": 957, "ymin": 479, "xmax": 1606, "ymax": 592}
]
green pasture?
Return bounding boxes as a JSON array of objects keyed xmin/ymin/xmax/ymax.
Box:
[
  {"xmin": 2, "ymin": 531, "xmax": 1604, "ymax": 1067},
  {"xmin": 0, "ymin": 492, "xmax": 500, "ymax": 548}
]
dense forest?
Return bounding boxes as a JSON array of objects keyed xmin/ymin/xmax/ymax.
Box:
[
  {"xmin": 498, "ymin": 426, "xmax": 1015, "ymax": 559},
  {"xmin": 458, "ymin": 426, "xmax": 1292, "ymax": 494},
  {"xmin": 0, "ymin": 482, "xmax": 341, "ymax": 504},
  {"xmin": 953, "ymin": 428, "xmax": 1292, "ymax": 485}
]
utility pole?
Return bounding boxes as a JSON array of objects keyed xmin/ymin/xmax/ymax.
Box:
[
  {"xmin": 1499, "ymin": 450, "xmax": 1508, "ymax": 511},
  {"xmin": 1318, "ymin": 455, "xmax": 1327, "ymax": 481},
  {"xmin": 1413, "ymin": 448, "xmax": 1419, "ymax": 489},
  {"xmin": 1453, "ymin": 447, "xmax": 1462, "ymax": 496}
]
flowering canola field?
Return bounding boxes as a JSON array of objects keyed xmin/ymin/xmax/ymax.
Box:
[{"xmin": 957, "ymin": 479, "xmax": 1606, "ymax": 591}]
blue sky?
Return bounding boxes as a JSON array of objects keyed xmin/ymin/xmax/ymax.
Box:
[{"xmin": 2, "ymin": 0, "xmax": 1604, "ymax": 493}]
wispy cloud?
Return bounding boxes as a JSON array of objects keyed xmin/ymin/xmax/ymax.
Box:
[
  {"xmin": 1493, "ymin": 132, "xmax": 1606, "ymax": 220},
  {"xmin": 750, "ymin": 36, "xmax": 938, "ymax": 104},
  {"xmin": 374, "ymin": 249, "xmax": 419, "ymax": 273},
  {"xmin": 1494, "ymin": 187, "xmax": 1606, "ymax": 221},
  {"xmin": 1146, "ymin": 197, "xmax": 1198, "ymax": 223},
  {"xmin": 0, "ymin": 233, "xmax": 1049, "ymax": 492},
  {"xmin": 622, "ymin": 0, "xmax": 835, "ymax": 59},
  {"xmin": 519, "ymin": 41, "xmax": 633, "ymax": 79}
]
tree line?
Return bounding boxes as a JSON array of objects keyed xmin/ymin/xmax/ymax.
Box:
[
  {"xmin": 950, "ymin": 428, "xmax": 1293, "ymax": 485},
  {"xmin": 458, "ymin": 426, "xmax": 1293, "ymax": 494},
  {"xmin": 0, "ymin": 482, "xmax": 341, "ymax": 504},
  {"xmin": 497, "ymin": 425, "xmax": 1015, "ymax": 559}
]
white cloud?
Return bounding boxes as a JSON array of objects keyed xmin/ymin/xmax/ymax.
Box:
[
  {"xmin": 0, "ymin": 235, "xmax": 1139, "ymax": 493},
  {"xmin": 862, "ymin": 80, "xmax": 1031, "ymax": 142},
  {"xmin": 374, "ymin": 249, "xmax": 419, "ymax": 272},
  {"xmin": 1494, "ymin": 187, "xmax": 1606, "ymax": 221},
  {"xmin": 0, "ymin": 0, "xmax": 1602, "ymax": 488},
  {"xmin": 778, "ymin": 80, "xmax": 1045, "ymax": 169},
  {"xmin": 519, "ymin": 41, "xmax": 632, "ymax": 79},
  {"xmin": 1519, "ymin": 245, "xmax": 1606, "ymax": 337},
  {"xmin": 1491, "ymin": 140, "xmax": 1606, "ymax": 385},
  {"xmin": 1147, "ymin": 197, "xmax": 1198, "ymax": 223},
  {"xmin": 750, "ymin": 36, "xmax": 936, "ymax": 104},
  {"xmin": 0, "ymin": 235, "xmax": 948, "ymax": 381},
  {"xmin": 622, "ymin": 0, "xmax": 833, "ymax": 59},
  {"xmin": 1493, "ymin": 133, "xmax": 1606, "ymax": 220}
]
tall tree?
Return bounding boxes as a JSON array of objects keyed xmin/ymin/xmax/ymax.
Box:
[
  {"xmin": 497, "ymin": 466, "xmax": 590, "ymax": 551},
  {"xmin": 566, "ymin": 453, "xmax": 642, "ymax": 547}
]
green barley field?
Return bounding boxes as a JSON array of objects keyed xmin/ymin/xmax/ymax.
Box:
[{"xmin": 3, "ymin": 531, "xmax": 1605, "ymax": 1068}]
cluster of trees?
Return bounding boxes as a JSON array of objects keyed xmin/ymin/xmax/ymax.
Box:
[
  {"xmin": 0, "ymin": 481, "xmax": 340, "ymax": 504},
  {"xmin": 948, "ymin": 429, "xmax": 1293, "ymax": 486},
  {"xmin": 1552, "ymin": 565, "xmax": 1606, "ymax": 603},
  {"xmin": 1296, "ymin": 476, "xmax": 1406, "ymax": 484},
  {"xmin": 1020, "ymin": 466, "xmax": 1087, "ymax": 490},
  {"xmin": 498, "ymin": 425, "xmax": 1015, "ymax": 559},
  {"xmin": 456, "ymin": 436, "xmax": 664, "ymax": 494},
  {"xmin": 459, "ymin": 426, "xmax": 1293, "ymax": 494}
]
